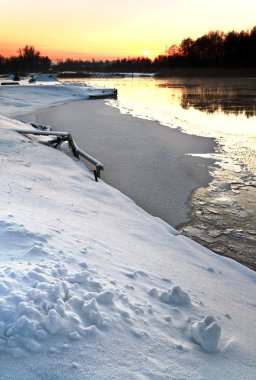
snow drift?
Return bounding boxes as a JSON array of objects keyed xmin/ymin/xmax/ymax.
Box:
[{"xmin": 0, "ymin": 85, "xmax": 255, "ymax": 379}]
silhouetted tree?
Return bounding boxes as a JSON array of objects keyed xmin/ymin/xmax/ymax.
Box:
[
  {"xmin": 16, "ymin": 45, "xmax": 51, "ymax": 72},
  {"xmin": 0, "ymin": 45, "xmax": 51, "ymax": 73},
  {"xmin": 165, "ymin": 26, "xmax": 256, "ymax": 69}
]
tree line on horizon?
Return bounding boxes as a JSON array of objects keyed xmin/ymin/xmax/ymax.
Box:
[
  {"xmin": 0, "ymin": 45, "xmax": 51, "ymax": 74},
  {"xmin": 1, "ymin": 26, "xmax": 256, "ymax": 74},
  {"xmin": 56, "ymin": 26, "xmax": 256, "ymax": 73},
  {"xmin": 164, "ymin": 26, "xmax": 256, "ymax": 68}
]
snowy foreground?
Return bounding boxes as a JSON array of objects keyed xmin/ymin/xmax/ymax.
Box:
[{"xmin": 0, "ymin": 84, "xmax": 256, "ymax": 379}]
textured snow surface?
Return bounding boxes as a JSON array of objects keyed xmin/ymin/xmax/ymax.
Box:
[
  {"xmin": 0, "ymin": 80, "xmax": 116, "ymax": 118},
  {"xmin": 0, "ymin": 102, "xmax": 255, "ymax": 377}
]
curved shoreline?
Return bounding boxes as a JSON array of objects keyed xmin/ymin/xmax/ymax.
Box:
[{"xmin": 17, "ymin": 99, "xmax": 216, "ymax": 228}]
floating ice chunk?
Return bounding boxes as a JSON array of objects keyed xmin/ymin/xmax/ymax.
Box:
[
  {"xmin": 189, "ymin": 316, "xmax": 221, "ymax": 353},
  {"xmin": 217, "ymin": 183, "xmax": 231, "ymax": 192},
  {"xmin": 160, "ymin": 286, "xmax": 191, "ymax": 305},
  {"xmin": 45, "ymin": 309, "xmax": 61, "ymax": 334},
  {"xmin": 96, "ymin": 290, "xmax": 114, "ymax": 305},
  {"xmin": 208, "ymin": 230, "xmax": 223, "ymax": 238}
]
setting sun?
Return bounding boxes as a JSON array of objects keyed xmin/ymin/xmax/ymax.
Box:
[
  {"xmin": 1, "ymin": 0, "xmax": 256, "ymax": 60},
  {"xmin": 139, "ymin": 50, "xmax": 156, "ymax": 58}
]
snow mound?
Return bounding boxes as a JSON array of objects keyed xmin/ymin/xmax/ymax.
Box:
[
  {"xmin": 0, "ymin": 261, "xmax": 114, "ymax": 357},
  {"xmin": 0, "ymin": 224, "xmax": 224, "ymax": 360},
  {"xmin": 0, "ymin": 220, "xmax": 49, "ymax": 259},
  {"xmin": 148, "ymin": 285, "xmax": 191, "ymax": 305},
  {"xmin": 189, "ymin": 315, "xmax": 221, "ymax": 353},
  {"xmin": 159, "ymin": 285, "xmax": 191, "ymax": 305},
  {"xmin": 1, "ymin": 256, "xmax": 211, "ymax": 358}
]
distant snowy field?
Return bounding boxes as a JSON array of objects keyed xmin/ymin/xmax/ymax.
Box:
[{"xmin": 0, "ymin": 83, "xmax": 255, "ymax": 379}]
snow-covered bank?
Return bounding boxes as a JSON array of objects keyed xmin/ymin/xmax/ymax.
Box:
[
  {"xmin": 0, "ymin": 116, "xmax": 256, "ymax": 379},
  {"xmin": 0, "ymin": 80, "xmax": 116, "ymax": 118}
]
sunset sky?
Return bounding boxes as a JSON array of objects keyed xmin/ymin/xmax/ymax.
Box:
[{"xmin": 1, "ymin": 0, "xmax": 256, "ymax": 61}]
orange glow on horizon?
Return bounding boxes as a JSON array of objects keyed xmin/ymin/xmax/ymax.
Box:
[
  {"xmin": 1, "ymin": 0, "xmax": 256, "ymax": 62},
  {"xmin": 0, "ymin": 44, "xmax": 161, "ymax": 62}
]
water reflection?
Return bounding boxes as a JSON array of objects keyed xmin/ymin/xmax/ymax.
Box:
[
  {"xmin": 158, "ymin": 78, "xmax": 256, "ymax": 117},
  {"xmin": 78, "ymin": 76, "xmax": 256, "ymax": 171}
]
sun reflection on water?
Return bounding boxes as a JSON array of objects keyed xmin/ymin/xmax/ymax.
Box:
[{"xmin": 66, "ymin": 76, "xmax": 256, "ymax": 173}]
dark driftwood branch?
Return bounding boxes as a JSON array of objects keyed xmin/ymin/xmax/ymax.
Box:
[{"xmin": 16, "ymin": 129, "xmax": 104, "ymax": 181}]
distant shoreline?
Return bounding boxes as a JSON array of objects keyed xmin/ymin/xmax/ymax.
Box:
[
  {"xmin": 155, "ymin": 67, "xmax": 256, "ymax": 78},
  {"xmin": 57, "ymin": 68, "xmax": 256, "ymax": 79}
]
